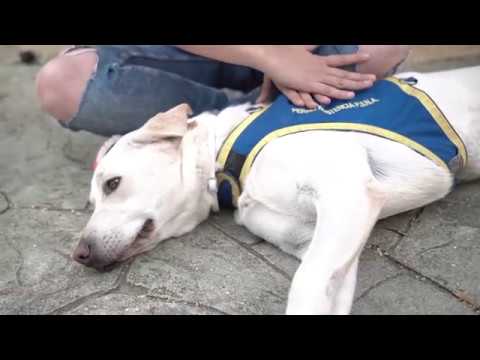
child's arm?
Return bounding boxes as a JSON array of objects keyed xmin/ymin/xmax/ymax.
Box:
[{"xmin": 175, "ymin": 45, "xmax": 375, "ymax": 107}]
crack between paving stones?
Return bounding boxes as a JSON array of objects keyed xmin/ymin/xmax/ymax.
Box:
[
  {"xmin": 61, "ymin": 138, "xmax": 89, "ymax": 169},
  {"xmin": 0, "ymin": 194, "xmax": 92, "ymax": 216},
  {"xmin": 390, "ymin": 208, "xmax": 425, "ymax": 251},
  {"xmin": 46, "ymin": 259, "xmax": 228, "ymax": 315},
  {"xmin": 383, "ymin": 228, "xmax": 407, "ymax": 237},
  {"xmin": 0, "ymin": 190, "xmax": 12, "ymax": 215},
  {"xmin": 208, "ymin": 217, "xmax": 263, "ymax": 246},
  {"xmin": 48, "ymin": 240, "xmax": 230, "ymax": 315},
  {"xmin": 50, "ymin": 266, "xmax": 231, "ymax": 315},
  {"xmin": 416, "ymin": 240, "xmax": 454, "ymax": 257},
  {"xmin": 0, "ymin": 192, "xmax": 91, "ymax": 217},
  {"xmin": 44, "ymin": 125, "xmax": 54, "ymax": 151},
  {"xmin": 14, "ymin": 204, "xmax": 92, "ymax": 215},
  {"xmin": 46, "ymin": 288, "xmax": 117, "ymax": 315},
  {"xmin": 14, "ymin": 284, "xmax": 84, "ymax": 314},
  {"xmin": 3, "ymin": 236, "xmax": 24, "ymax": 287},
  {"xmin": 114, "ymin": 269, "xmax": 232, "ymax": 315},
  {"xmin": 47, "ymin": 262, "xmax": 132, "ymax": 315},
  {"xmin": 208, "ymin": 221, "xmax": 292, "ymax": 281},
  {"xmin": 265, "ymin": 289, "xmax": 287, "ymax": 302},
  {"xmin": 371, "ymin": 244, "xmax": 480, "ymax": 312},
  {"xmin": 145, "ymin": 294, "xmax": 231, "ymax": 315},
  {"xmin": 354, "ymin": 273, "xmax": 404, "ymax": 303}
]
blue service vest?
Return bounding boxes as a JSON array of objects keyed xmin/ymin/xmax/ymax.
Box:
[{"xmin": 216, "ymin": 77, "xmax": 467, "ymax": 208}]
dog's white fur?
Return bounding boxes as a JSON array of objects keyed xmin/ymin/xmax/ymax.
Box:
[{"xmin": 78, "ymin": 66, "xmax": 480, "ymax": 314}]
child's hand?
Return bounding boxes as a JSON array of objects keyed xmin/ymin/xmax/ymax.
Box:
[{"xmin": 257, "ymin": 46, "xmax": 376, "ymax": 108}]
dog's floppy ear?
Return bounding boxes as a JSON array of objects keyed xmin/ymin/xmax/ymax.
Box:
[
  {"xmin": 92, "ymin": 135, "xmax": 122, "ymax": 171},
  {"xmin": 133, "ymin": 103, "xmax": 193, "ymax": 145}
]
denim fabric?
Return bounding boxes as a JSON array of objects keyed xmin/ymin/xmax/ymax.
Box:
[{"xmin": 64, "ymin": 45, "xmax": 360, "ymax": 136}]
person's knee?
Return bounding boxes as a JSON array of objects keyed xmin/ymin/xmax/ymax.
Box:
[
  {"xmin": 35, "ymin": 49, "xmax": 98, "ymax": 123},
  {"xmin": 357, "ymin": 45, "xmax": 411, "ymax": 78}
]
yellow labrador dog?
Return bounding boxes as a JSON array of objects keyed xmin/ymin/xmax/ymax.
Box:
[{"xmin": 73, "ymin": 66, "xmax": 480, "ymax": 314}]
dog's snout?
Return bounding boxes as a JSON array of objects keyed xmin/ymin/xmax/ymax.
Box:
[
  {"xmin": 72, "ymin": 237, "xmax": 115, "ymax": 271},
  {"xmin": 73, "ymin": 240, "xmax": 92, "ymax": 265}
]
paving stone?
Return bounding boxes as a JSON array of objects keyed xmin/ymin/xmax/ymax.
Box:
[
  {"xmin": 251, "ymin": 241, "xmax": 300, "ymax": 278},
  {"xmin": 353, "ymin": 273, "xmax": 475, "ymax": 315},
  {"xmin": 209, "ymin": 210, "xmax": 262, "ymax": 245},
  {"xmin": 425, "ymin": 181, "xmax": 480, "ymax": 229},
  {"xmin": 391, "ymin": 206, "xmax": 480, "ymax": 306},
  {"xmin": 65, "ymin": 293, "xmax": 218, "ymax": 315},
  {"xmin": 0, "ymin": 192, "xmax": 9, "ymax": 214},
  {"xmin": 354, "ymin": 249, "xmax": 405, "ymax": 303},
  {"xmin": 0, "ymin": 208, "xmax": 124, "ymax": 314},
  {"xmin": 127, "ymin": 222, "xmax": 291, "ymax": 315}
]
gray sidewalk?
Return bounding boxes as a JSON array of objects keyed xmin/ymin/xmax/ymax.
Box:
[{"xmin": 0, "ymin": 46, "xmax": 479, "ymax": 314}]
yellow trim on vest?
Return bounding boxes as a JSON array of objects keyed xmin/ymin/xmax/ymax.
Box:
[
  {"xmin": 215, "ymin": 172, "xmax": 241, "ymax": 208},
  {"xmin": 385, "ymin": 77, "xmax": 468, "ymax": 168},
  {"xmin": 217, "ymin": 105, "xmax": 272, "ymax": 168},
  {"xmin": 239, "ymin": 122, "xmax": 450, "ymax": 187}
]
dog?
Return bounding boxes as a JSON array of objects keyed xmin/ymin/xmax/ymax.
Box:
[{"xmin": 72, "ymin": 66, "xmax": 480, "ymax": 315}]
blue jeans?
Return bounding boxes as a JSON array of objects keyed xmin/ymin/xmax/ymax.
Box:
[{"xmin": 64, "ymin": 45, "xmax": 359, "ymax": 137}]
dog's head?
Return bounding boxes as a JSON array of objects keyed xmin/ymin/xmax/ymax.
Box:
[{"xmin": 72, "ymin": 104, "xmax": 217, "ymax": 271}]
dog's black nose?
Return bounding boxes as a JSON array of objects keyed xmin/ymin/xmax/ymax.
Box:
[{"xmin": 73, "ymin": 240, "xmax": 92, "ymax": 265}]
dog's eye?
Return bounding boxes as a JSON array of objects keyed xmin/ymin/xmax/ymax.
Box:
[{"xmin": 104, "ymin": 177, "xmax": 121, "ymax": 195}]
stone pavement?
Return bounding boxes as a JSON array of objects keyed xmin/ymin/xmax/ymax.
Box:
[{"xmin": 0, "ymin": 46, "xmax": 479, "ymax": 315}]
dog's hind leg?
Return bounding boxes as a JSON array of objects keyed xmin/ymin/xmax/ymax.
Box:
[{"xmin": 286, "ymin": 148, "xmax": 386, "ymax": 315}]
